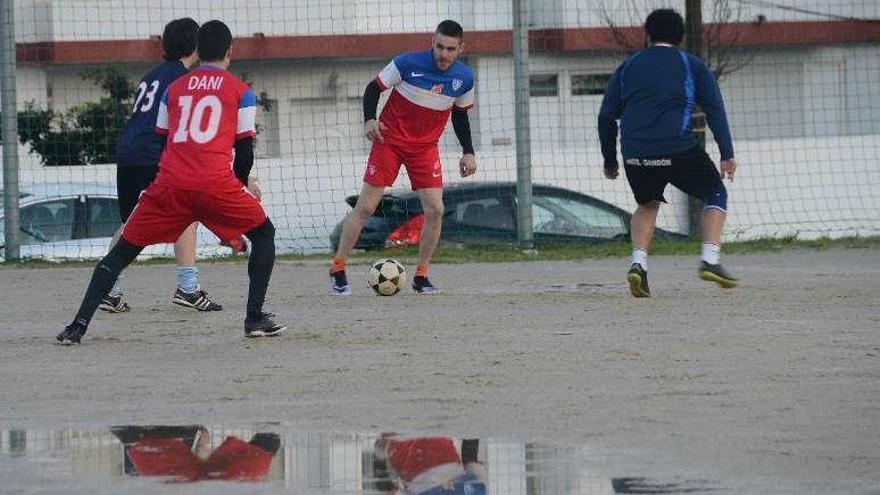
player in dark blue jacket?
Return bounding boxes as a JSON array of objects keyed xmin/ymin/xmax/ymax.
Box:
[
  {"xmin": 103, "ymin": 18, "xmax": 223, "ymax": 313},
  {"xmin": 598, "ymin": 8, "xmax": 739, "ymax": 298}
]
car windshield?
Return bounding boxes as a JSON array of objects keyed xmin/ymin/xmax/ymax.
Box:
[
  {"xmin": 18, "ymin": 198, "xmax": 77, "ymax": 243},
  {"xmin": 532, "ymin": 196, "xmax": 626, "ymax": 238}
]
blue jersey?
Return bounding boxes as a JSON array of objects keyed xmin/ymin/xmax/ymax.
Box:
[
  {"xmin": 115, "ymin": 60, "xmax": 188, "ymax": 167},
  {"xmin": 598, "ymin": 45, "xmax": 734, "ymax": 166}
]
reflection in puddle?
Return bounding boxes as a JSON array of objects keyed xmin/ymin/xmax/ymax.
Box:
[
  {"xmin": 112, "ymin": 426, "xmax": 279, "ymax": 482},
  {"xmin": 0, "ymin": 426, "xmax": 719, "ymax": 494}
]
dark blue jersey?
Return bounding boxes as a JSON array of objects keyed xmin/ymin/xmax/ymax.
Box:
[
  {"xmin": 598, "ymin": 45, "xmax": 734, "ymax": 166},
  {"xmin": 115, "ymin": 60, "xmax": 188, "ymax": 167}
]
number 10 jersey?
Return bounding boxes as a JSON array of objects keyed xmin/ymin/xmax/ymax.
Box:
[{"xmin": 154, "ymin": 64, "xmax": 257, "ymax": 191}]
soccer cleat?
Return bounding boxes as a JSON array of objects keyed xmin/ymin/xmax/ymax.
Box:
[
  {"xmin": 56, "ymin": 323, "xmax": 87, "ymax": 345},
  {"xmin": 699, "ymin": 261, "xmax": 739, "ymax": 288},
  {"xmin": 330, "ymin": 270, "xmax": 351, "ymax": 295},
  {"xmin": 99, "ymin": 294, "xmax": 130, "ymax": 313},
  {"xmin": 627, "ymin": 263, "xmax": 651, "ymax": 298},
  {"xmin": 244, "ymin": 313, "xmax": 287, "ymax": 338},
  {"xmin": 172, "ymin": 287, "xmax": 223, "ymax": 311},
  {"xmin": 412, "ymin": 275, "xmax": 438, "ymax": 295}
]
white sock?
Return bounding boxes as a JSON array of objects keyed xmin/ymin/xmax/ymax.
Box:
[
  {"xmin": 701, "ymin": 243, "xmax": 721, "ymax": 265},
  {"xmin": 632, "ymin": 248, "xmax": 648, "ymax": 270}
]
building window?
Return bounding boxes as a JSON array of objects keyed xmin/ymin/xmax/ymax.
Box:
[
  {"xmin": 571, "ymin": 74, "xmax": 611, "ymax": 96},
  {"xmin": 530, "ymin": 74, "xmax": 558, "ymax": 97}
]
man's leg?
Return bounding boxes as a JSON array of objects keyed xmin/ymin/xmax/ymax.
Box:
[
  {"xmin": 412, "ymin": 187, "xmax": 444, "ymax": 294},
  {"xmin": 243, "ymin": 219, "xmax": 286, "ymax": 337},
  {"xmin": 56, "ymin": 239, "xmax": 143, "ymax": 344},
  {"xmin": 630, "ymin": 201, "xmax": 660, "ymax": 268},
  {"xmin": 171, "ymin": 222, "xmax": 223, "ymax": 311},
  {"xmin": 103, "ymin": 166, "xmax": 157, "ymax": 312},
  {"xmin": 700, "ymin": 207, "xmax": 725, "ymax": 246},
  {"xmin": 627, "ymin": 200, "xmax": 660, "ymax": 298},
  {"xmin": 670, "ymin": 149, "xmax": 737, "ymax": 288},
  {"xmin": 196, "ymin": 185, "xmax": 284, "ymax": 337},
  {"xmin": 697, "ymin": 194, "xmax": 738, "ymax": 288},
  {"xmin": 330, "ymin": 182, "xmax": 386, "ymax": 294},
  {"xmin": 100, "ymin": 224, "xmax": 131, "ymax": 312},
  {"xmin": 174, "ymin": 222, "xmax": 198, "ymax": 287}
]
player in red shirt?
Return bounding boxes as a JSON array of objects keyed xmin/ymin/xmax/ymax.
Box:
[
  {"xmin": 372, "ymin": 434, "xmax": 485, "ymax": 494},
  {"xmin": 330, "ymin": 20, "xmax": 477, "ymax": 295},
  {"xmin": 56, "ymin": 20, "xmax": 285, "ymax": 344},
  {"xmin": 127, "ymin": 434, "xmax": 279, "ymax": 482}
]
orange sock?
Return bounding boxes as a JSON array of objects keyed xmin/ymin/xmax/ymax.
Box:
[
  {"xmin": 415, "ymin": 264, "xmax": 429, "ymax": 278},
  {"xmin": 331, "ymin": 257, "xmax": 346, "ymax": 274}
]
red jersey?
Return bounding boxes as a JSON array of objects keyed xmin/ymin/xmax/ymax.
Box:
[
  {"xmin": 382, "ymin": 436, "xmax": 461, "ymax": 482},
  {"xmin": 127, "ymin": 436, "xmax": 273, "ymax": 482},
  {"xmin": 376, "ymin": 50, "xmax": 475, "ymax": 147},
  {"xmin": 153, "ymin": 64, "xmax": 257, "ymax": 191}
]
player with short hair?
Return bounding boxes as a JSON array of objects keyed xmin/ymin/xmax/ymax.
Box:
[
  {"xmin": 57, "ymin": 20, "xmax": 284, "ymax": 344},
  {"xmin": 106, "ymin": 17, "xmax": 225, "ymax": 314},
  {"xmin": 329, "ymin": 19, "xmax": 477, "ymax": 295},
  {"xmin": 599, "ymin": 8, "xmax": 739, "ymax": 297}
]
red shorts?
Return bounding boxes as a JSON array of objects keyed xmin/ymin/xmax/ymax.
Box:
[
  {"xmin": 122, "ymin": 183, "xmax": 267, "ymax": 247},
  {"xmin": 364, "ymin": 140, "xmax": 442, "ymax": 190}
]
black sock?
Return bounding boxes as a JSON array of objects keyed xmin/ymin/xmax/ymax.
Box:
[
  {"xmin": 244, "ymin": 219, "xmax": 276, "ymax": 321},
  {"xmin": 73, "ymin": 239, "xmax": 142, "ymax": 328}
]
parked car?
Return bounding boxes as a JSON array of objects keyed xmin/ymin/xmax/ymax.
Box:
[
  {"xmin": 0, "ymin": 183, "xmax": 228, "ymax": 261},
  {"xmin": 329, "ymin": 182, "xmax": 686, "ymax": 250}
]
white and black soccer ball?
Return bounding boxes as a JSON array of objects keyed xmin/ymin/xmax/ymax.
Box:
[{"xmin": 367, "ymin": 259, "xmax": 406, "ymax": 296}]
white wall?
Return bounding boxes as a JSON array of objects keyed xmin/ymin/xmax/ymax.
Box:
[
  {"xmin": 13, "ymin": 0, "xmax": 512, "ymax": 42},
  {"xmin": 13, "ymin": 0, "xmax": 880, "ymax": 43}
]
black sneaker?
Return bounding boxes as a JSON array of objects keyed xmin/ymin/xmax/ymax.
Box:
[
  {"xmin": 172, "ymin": 287, "xmax": 223, "ymax": 311},
  {"xmin": 627, "ymin": 263, "xmax": 650, "ymax": 298},
  {"xmin": 56, "ymin": 323, "xmax": 87, "ymax": 345},
  {"xmin": 99, "ymin": 294, "xmax": 130, "ymax": 313},
  {"xmin": 412, "ymin": 275, "xmax": 438, "ymax": 295},
  {"xmin": 699, "ymin": 261, "xmax": 739, "ymax": 288},
  {"xmin": 244, "ymin": 313, "xmax": 287, "ymax": 338},
  {"xmin": 330, "ymin": 270, "xmax": 351, "ymax": 295}
]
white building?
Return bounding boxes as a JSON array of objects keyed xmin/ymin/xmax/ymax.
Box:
[{"xmin": 5, "ymin": 0, "xmax": 879, "ymax": 253}]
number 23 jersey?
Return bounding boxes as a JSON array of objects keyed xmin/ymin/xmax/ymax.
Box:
[
  {"xmin": 115, "ymin": 60, "xmax": 188, "ymax": 167},
  {"xmin": 154, "ymin": 65, "xmax": 257, "ymax": 191}
]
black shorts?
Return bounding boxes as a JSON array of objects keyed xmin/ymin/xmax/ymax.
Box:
[
  {"xmin": 117, "ymin": 166, "xmax": 159, "ymax": 222},
  {"xmin": 623, "ymin": 146, "xmax": 723, "ymax": 205}
]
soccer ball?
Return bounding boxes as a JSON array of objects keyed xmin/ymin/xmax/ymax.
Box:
[{"xmin": 367, "ymin": 259, "xmax": 406, "ymax": 296}]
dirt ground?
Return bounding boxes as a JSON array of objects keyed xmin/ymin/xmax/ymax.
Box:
[{"xmin": 0, "ymin": 248, "xmax": 878, "ymax": 494}]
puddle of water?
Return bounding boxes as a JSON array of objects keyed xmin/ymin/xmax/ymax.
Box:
[{"xmin": 0, "ymin": 425, "xmax": 721, "ymax": 494}]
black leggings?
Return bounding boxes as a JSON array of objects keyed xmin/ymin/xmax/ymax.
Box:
[
  {"xmin": 73, "ymin": 239, "xmax": 142, "ymax": 326},
  {"xmin": 244, "ymin": 219, "xmax": 276, "ymax": 321}
]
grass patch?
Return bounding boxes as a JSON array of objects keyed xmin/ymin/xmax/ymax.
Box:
[{"xmin": 4, "ymin": 235, "xmax": 879, "ymax": 268}]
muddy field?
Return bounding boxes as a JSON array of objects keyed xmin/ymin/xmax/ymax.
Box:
[{"xmin": 0, "ymin": 248, "xmax": 878, "ymax": 494}]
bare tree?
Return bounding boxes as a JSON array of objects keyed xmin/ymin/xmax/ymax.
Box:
[
  {"xmin": 595, "ymin": 0, "xmax": 755, "ymax": 82},
  {"xmin": 704, "ymin": 0, "xmax": 755, "ymax": 82}
]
